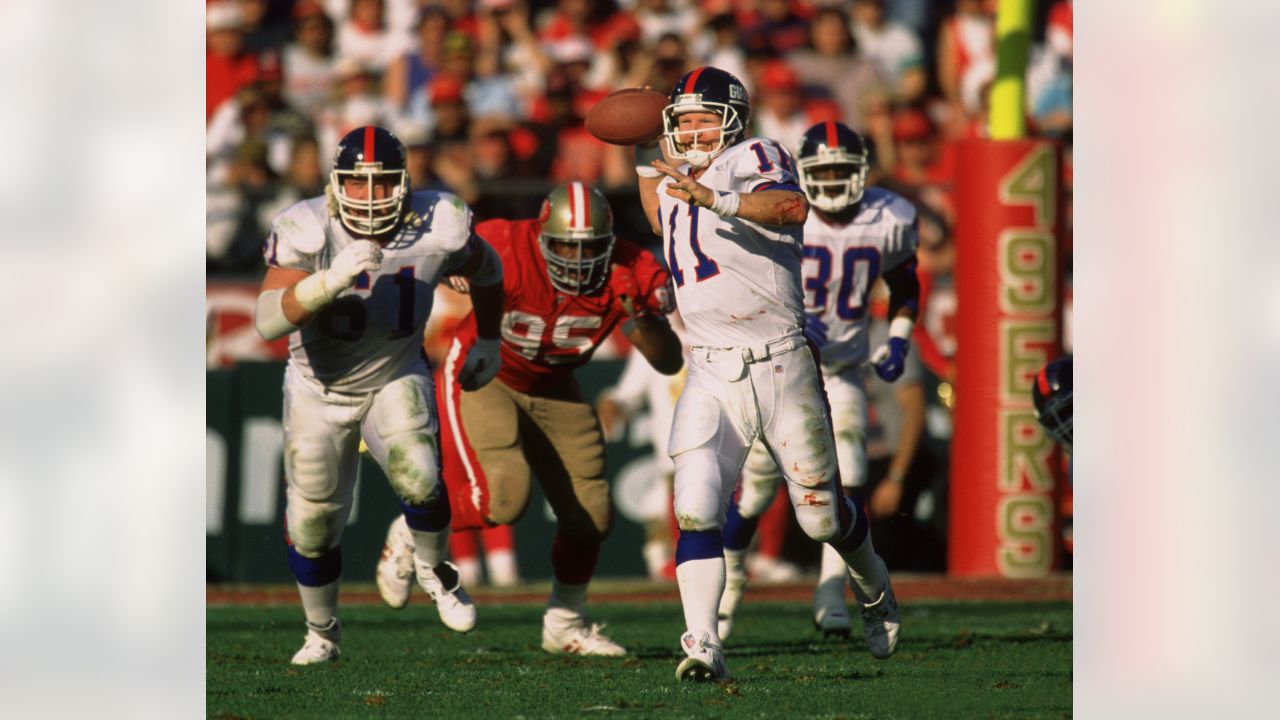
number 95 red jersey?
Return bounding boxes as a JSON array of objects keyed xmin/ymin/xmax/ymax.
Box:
[{"xmin": 447, "ymin": 218, "xmax": 673, "ymax": 398}]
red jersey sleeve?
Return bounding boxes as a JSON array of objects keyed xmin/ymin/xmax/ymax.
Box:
[{"xmin": 612, "ymin": 239, "xmax": 674, "ymax": 316}]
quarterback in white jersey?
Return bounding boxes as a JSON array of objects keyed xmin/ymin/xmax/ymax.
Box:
[
  {"xmin": 720, "ymin": 122, "xmax": 918, "ymax": 651},
  {"xmin": 253, "ymin": 126, "xmax": 506, "ymax": 665},
  {"xmin": 636, "ymin": 68, "xmax": 899, "ymax": 682}
]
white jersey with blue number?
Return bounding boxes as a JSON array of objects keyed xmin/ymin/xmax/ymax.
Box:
[
  {"xmin": 802, "ymin": 186, "xmax": 918, "ymax": 370},
  {"xmin": 265, "ymin": 190, "xmax": 476, "ymax": 394},
  {"xmin": 657, "ymin": 137, "xmax": 806, "ymax": 348}
]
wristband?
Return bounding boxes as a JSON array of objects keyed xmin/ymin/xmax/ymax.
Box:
[
  {"xmin": 293, "ymin": 270, "xmax": 338, "ymax": 312},
  {"xmin": 709, "ymin": 191, "xmax": 741, "ymax": 217},
  {"xmin": 254, "ymin": 288, "xmax": 299, "ymax": 340},
  {"xmin": 888, "ymin": 316, "xmax": 914, "ymax": 341}
]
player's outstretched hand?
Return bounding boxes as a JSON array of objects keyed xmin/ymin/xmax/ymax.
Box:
[
  {"xmin": 459, "ymin": 337, "xmax": 502, "ymax": 391},
  {"xmin": 612, "ymin": 263, "xmax": 643, "ymax": 318},
  {"xmin": 871, "ymin": 337, "xmax": 910, "ymax": 382},
  {"xmin": 803, "ymin": 314, "xmax": 828, "ymax": 346},
  {"xmin": 652, "ymin": 159, "xmax": 714, "ymax": 208},
  {"xmin": 328, "ymin": 240, "xmax": 383, "ymax": 289}
]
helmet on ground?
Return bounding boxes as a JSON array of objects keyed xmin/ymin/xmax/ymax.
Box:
[
  {"xmin": 662, "ymin": 66, "xmax": 751, "ymax": 168},
  {"xmin": 538, "ymin": 182, "xmax": 615, "ymax": 295},
  {"xmin": 1032, "ymin": 356, "xmax": 1072, "ymax": 450},
  {"xmin": 797, "ymin": 121, "xmax": 870, "ymax": 213},
  {"xmin": 330, "ymin": 125, "xmax": 410, "ymax": 237}
]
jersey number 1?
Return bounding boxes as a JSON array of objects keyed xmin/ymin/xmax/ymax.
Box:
[{"xmin": 666, "ymin": 205, "xmax": 719, "ymax": 287}]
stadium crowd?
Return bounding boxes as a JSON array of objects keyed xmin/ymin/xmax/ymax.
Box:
[{"xmin": 206, "ymin": 0, "xmax": 1073, "ymax": 579}]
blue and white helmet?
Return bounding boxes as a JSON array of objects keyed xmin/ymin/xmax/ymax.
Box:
[{"xmin": 662, "ymin": 66, "xmax": 751, "ymax": 168}]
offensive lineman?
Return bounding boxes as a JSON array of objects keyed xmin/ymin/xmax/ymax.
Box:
[
  {"xmin": 375, "ymin": 182, "xmax": 683, "ymax": 656},
  {"xmin": 717, "ymin": 122, "xmax": 915, "ymax": 657},
  {"xmin": 253, "ymin": 125, "xmax": 505, "ymax": 665},
  {"xmin": 637, "ymin": 67, "xmax": 899, "ymax": 682}
]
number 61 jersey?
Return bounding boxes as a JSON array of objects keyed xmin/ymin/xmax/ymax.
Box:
[
  {"xmin": 803, "ymin": 186, "xmax": 919, "ymax": 370},
  {"xmin": 264, "ymin": 190, "xmax": 478, "ymax": 394}
]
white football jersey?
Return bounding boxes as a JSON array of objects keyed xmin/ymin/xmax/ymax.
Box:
[
  {"xmin": 802, "ymin": 186, "xmax": 918, "ymax": 370},
  {"xmin": 265, "ymin": 190, "xmax": 476, "ymax": 394},
  {"xmin": 657, "ymin": 137, "xmax": 806, "ymax": 348}
]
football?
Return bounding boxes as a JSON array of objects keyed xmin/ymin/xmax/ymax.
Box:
[{"xmin": 585, "ymin": 88, "xmax": 668, "ymax": 145}]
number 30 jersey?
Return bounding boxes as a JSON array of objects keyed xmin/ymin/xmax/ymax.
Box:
[
  {"xmin": 449, "ymin": 218, "xmax": 673, "ymax": 399},
  {"xmin": 657, "ymin": 137, "xmax": 806, "ymax": 348},
  {"xmin": 264, "ymin": 190, "xmax": 478, "ymax": 394},
  {"xmin": 802, "ymin": 186, "xmax": 919, "ymax": 370}
]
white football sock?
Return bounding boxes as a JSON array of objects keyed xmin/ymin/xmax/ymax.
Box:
[
  {"xmin": 832, "ymin": 532, "xmax": 889, "ymax": 604},
  {"xmin": 814, "ymin": 543, "xmax": 848, "ymax": 605},
  {"xmin": 676, "ymin": 557, "xmax": 726, "ymax": 642},
  {"xmin": 411, "ymin": 527, "xmax": 450, "ymax": 569},
  {"xmin": 297, "ymin": 581, "xmax": 339, "ymax": 630}
]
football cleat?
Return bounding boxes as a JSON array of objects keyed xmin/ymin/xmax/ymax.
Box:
[
  {"xmin": 747, "ymin": 553, "xmax": 802, "ymax": 584},
  {"xmin": 813, "ymin": 602, "xmax": 853, "ymax": 638},
  {"xmin": 290, "ymin": 618, "xmax": 341, "ymax": 665},
  {"xmin": 676, "ymin": 631, "xmax": 729, "ymax": 682},
  {"xmin": 415, "ymin": 559, "xmax": 477, "ymax": 633},
  {"xmin": 717, "ymin": 550, "xmax": 748, "ymax": 640},
  {"xmin": 858, "ymin": 579, "xmax": 902, "ymax": 659},
  {"xmin": 541, "ymin": 610, "xmax": 627, "ymax": 657},
  {"xmin": 375, "ymin": 515, "xmax": 416, "ymax": 609}
]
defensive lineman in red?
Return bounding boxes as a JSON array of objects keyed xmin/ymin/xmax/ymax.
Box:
[{"xmin": 376, "ymin": 182, "xmax": 683, "ymax": 656}]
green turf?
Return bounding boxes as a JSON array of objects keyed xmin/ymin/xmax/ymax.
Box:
[{"xmin": 208, "ymin": 599, "xmax": 1071, "ymax": 719}]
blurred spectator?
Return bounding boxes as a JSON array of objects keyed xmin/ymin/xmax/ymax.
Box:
[
  {"xmin": 1027, "ymin": 0, "xmax": 1073, "ymax": 139},
  {"xmin": 207, "ymin": 1, "xmax": 262, "ymax": 122},
  {"xmin": 409, "ymin": 32, "xmax": 522, "ymax": 129},
  {"xmin": 393, "ymin": 121, "xmax": 441, "ymax": 191},
  {"xmin": 475, "ymin": 1, "xmax": 552, "ymax": 107},
  {"xmin": 742, "ymin": 0, "xmax": 812, "ymax": 58},
  {"xmin": 860, "ymin": 86, "xmax": 897, "ymax": 173},
  {"xmin": 694, "ymin": 12, "xmax": 748, "ymax": 88},
  {"xmin": 623, "ymin": 31, "xmax": 689, "ymax": 94},
  {"xmin": 282, "ymin": 1, "xmax": 338, "ymax": 119},
  {"xmin": 236, "ymin": 0, "xmax": 292, "ymax": 54},
  {"xmin": 851, "ymin": 0, "xmax": 926, "ymax": 104},
  {"xmin": 279, "ymin": 134, "xmax": 326, "ymax": 202},
  {"xmin": 383, "ymin": 5, "xmax": 449, "ymax": 114},
  {"xmin": 207, "ymin": 85, "xmax": 273, "ymax": 185},
  {"xmin": 206, "ymin": 138, "xmax": 285, "ymax": 274},
  {"xmin": 435, "ymin": 0, "xmax": 482, "ymax": 40},
  {"xmin": 633, "ymin": 0, "xmax": 698, "ymax": 47},
  {"xmin": 889, "ymin": 108, "xmax": 956, "ymax": 223},
  {"xmin": 316, "ymin": 58, "xmax": 394, "ymax": 162},
  {"xmin": 753, "ymin": 60, "xmax": 836, "ymax": 156},
  {"xmin": 786, "ymin": 5, "xmax": 887, "ymax": 132},
  {"xmin": 335, "ymin": 0, "xmax": 406, "ymax": 75},
  {"xmin": 936, "ymin": 0, "xmax": 995, "ymax": 118},
  {"xmin": 538, "ymin": 0, "xmax": 641, "ymax": 53}
]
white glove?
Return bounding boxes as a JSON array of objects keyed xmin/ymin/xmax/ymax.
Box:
[
  {"xmin": 294, "ymin": 240, "xmax": 383, "ymax": 311},
  {"xmin": 458, "ymin": 337, "xmax": 502, "ymax": 390},
  {"xmin": 326, "ymin": 240, "xmax": 382, "ymax": 290}
]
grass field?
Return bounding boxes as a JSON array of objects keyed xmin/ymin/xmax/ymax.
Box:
[{"xmin": 208, "ymin": 579, "xmax": 1071, "ymax": 719}]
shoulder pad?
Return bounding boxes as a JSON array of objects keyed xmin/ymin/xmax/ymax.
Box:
[
  {"xmin": 407, "ymin": 191, "xmax": 474, "ymax": 253},
  {"xmin": 270, "ymin": 197, "xmax": 329, "ymax": 255}
]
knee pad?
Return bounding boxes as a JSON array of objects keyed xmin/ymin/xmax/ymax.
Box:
[
  {"xmin": 789, "ymin": 487, "xmax": 841, "ymax": 543},
  {"xmin": 672, "ymin": 450, "xmax": 727, "ymax": 531},
  {"xmin": 381, "ymin": 432, "xmax": 442, "ymax": 505},
  {"xmin": 285, "ymin": 493, "xmax": 346, "ymax": 555},
  {"xmin": 482, "ymin": 459, "xmax": 532, "ymax": 526},
  {"xmin": 286, "ymin": 435, "xmax": 339, "ymax": 502}
]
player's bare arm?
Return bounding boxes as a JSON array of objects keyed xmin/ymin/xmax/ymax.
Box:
[
  {"xmin": 651, "ymin": 159, "xmax": 809, "ymax": 226},
  {"xmin": 623, "ymin": 313, "xmax": 683, "ymax": 375}
]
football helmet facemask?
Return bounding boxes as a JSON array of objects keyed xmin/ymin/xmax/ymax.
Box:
[
  {"xmin": 330, "ymin": 125, "xmax": 410, "ymax": 237},
  {"xmin": 538, "ymin": 182, "xmax": 616, "ymax": 295},
  {"xmin": 797, "ymin": 121, "xmax": 869, "ymax": 213},
  {"xmin": 1032, "ymin": 356, "xmax": 1073, "ymax": 450},
  {"xmin": 662, "ymin": 66, "xmax": 751, "ymax": 168}
]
